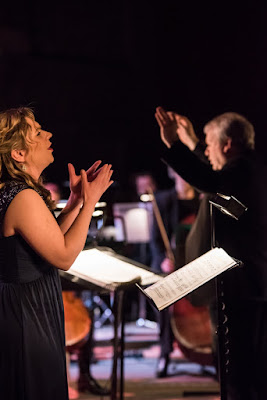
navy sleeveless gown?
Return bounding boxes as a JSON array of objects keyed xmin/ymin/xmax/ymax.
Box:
[{"xmin": 0, "ymin": 181, "xmax": 68, "ymax": 400}]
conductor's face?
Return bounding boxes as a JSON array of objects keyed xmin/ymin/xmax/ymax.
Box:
[{"xmin": 204, "ymin": 125, "xmax": 228, "ymax": 171}]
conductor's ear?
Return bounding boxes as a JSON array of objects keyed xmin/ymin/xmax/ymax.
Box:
[
  {"xmin": 223, "ymin": 138, "xmax": 232, "ymax": 154},
  {"xmin": 11, "ymin": 149, "xmax": 26, "ymax": 163}
]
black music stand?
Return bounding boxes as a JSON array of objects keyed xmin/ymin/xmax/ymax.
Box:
[
  {"xmin": 209, "ymin": 194, "xmax": 247, "ymax": 400},
  {"xmin": 60, "ymin": 246, "xmax": 160, "ymax": 400}
]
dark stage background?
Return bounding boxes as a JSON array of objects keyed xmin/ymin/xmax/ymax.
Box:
[{"xmin": 1, "ymin": 1, "xmax": 267, "ymax": 200}]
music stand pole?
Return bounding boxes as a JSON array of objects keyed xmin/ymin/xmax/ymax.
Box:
[
  {"xmin": 210, "ymin": 203, "xmax": 228, "ymax": 400},
  {"xmin": 120, "ymin": 292, "xmax": 125, "ymax": 400},
  {"xmin": 111, "ymin": 289, "xmax": 125, "ymax": 400}
]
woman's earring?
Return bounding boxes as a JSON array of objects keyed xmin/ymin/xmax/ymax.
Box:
[{"xmin": 21, "ymin": 164, "xmax": 26, "ymax": 171}]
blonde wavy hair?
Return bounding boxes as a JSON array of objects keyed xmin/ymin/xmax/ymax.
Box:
[{"xmin": 0, "ymin": 107, "xmax": 55, "ymax": 209}]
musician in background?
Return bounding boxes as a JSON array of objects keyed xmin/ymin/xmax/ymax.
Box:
[
  {"xmin": 44, "ymin": 181, "xmax": 62, "ymax": 204},
  {"xmin": 133, "ymin": 172, "xmax": 157, "ymax": 201},
  {"xmin": 150, "ymin": 167, "xmax": 199, "ymax": 377},
  {"xmin": 44, "ymin": 182, "xmax": 110, "ymax": 397}
]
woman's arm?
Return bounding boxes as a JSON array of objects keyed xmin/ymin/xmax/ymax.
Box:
[
  {"xmin": 3, "ymin": 165, "xmax": 113, "ymax": 270},
  {"xmin": 56, "ymin": 194, "xmax": 82, "ymax": 235}
]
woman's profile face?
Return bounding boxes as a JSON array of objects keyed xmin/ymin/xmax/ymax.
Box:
[{"xmin": 23, "ymin": 117, "xmax": 54, "ymax": 178}]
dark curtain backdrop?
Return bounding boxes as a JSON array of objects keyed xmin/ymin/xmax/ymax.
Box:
[{"xmin": 1, "ymin": 1, "xmax": 267, "ymax": 200}]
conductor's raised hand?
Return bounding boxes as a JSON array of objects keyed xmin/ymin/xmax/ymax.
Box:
[
  {"xmin": 155, "ymin": 106, "xmax": 179, "ymax": 148},
  {"xmin": 68, "ymin": 161, "xmax": 103, "ymax": 205},
  {"xmin": 175, "ymin": 115, "xmax": 199, "ymax": 151},
  {"xmin": 80, "ymin": 164, "xmax": 114, "ymax": 207}
]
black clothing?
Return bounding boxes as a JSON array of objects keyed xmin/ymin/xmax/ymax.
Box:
[
  {"xmin": 163, "ymin": 141, "xmax": 267, "ymax": 301},
  {"xmin": 162, "ymin": 141, "xmax": 267, "ymax": 400},
  {"xmin": 0, "ymin": 181, "xmax": 68, "ymax": 400}
]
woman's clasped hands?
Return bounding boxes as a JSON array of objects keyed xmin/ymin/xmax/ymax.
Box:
[
  {"xmin": 66, "ymin": 161, "xmax": 113, "ymax": 208},
  {"xmin": 80, "ymin": 162, "xmax": 113, "ymax": 207}
]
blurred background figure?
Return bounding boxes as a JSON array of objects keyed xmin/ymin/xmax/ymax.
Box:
[
  {"xmin": 44, "ymin": 181, "xmax": 62, "ymax": 204},
  {"xmin": 134, "ymin": 172, "xmax": 157, "ymax": 200},
  {"xmin": 150, "ymin": 167, "xmax": 199, "ymax": 377}
]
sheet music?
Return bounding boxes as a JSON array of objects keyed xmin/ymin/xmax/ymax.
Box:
[
  {"xmin": 65, "ymin": 248, "xmax": 161, "ymax": 290},
  {"xmin": 144, "ymin": 247, "xmax": 237, "ymax": 310}
]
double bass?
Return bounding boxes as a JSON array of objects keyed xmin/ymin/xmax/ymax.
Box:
[
  {"xmin": 62, "ymin": 291, "xmax": 91, "ymax": 352},
  {"xmin": 149, "ymin": 187, "xmax": 213, "ymax": 366}
]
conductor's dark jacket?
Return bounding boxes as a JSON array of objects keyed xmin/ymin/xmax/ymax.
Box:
[{"xmin": 162, "ymin": 141, "xmax": 267, "ymax": 302}]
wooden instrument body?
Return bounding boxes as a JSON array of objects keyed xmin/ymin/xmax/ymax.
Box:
[
  {"xmin": 62, "ymin": 291, "xmax": 91, "ymax": 351},
  {"xmin": 171, "ymin": 298, "xmax": 213, "ymax": 365}
]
